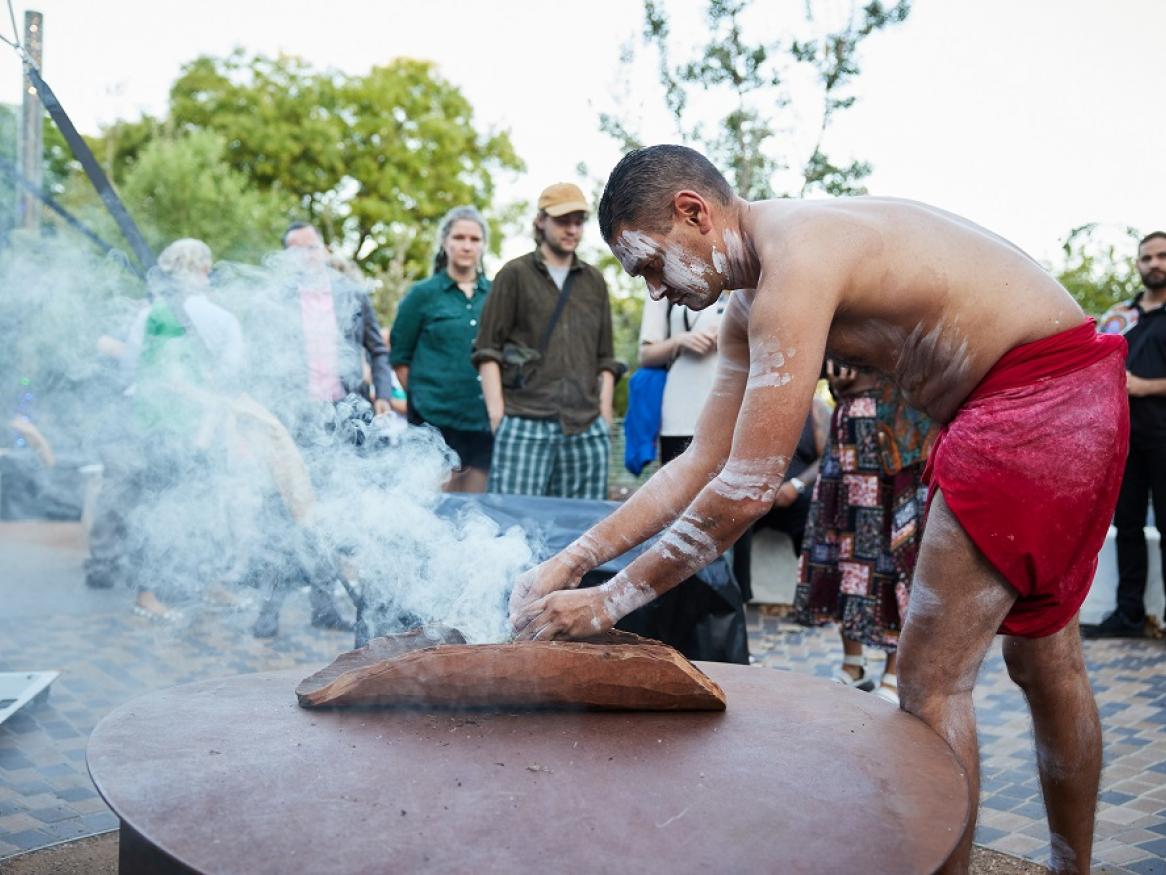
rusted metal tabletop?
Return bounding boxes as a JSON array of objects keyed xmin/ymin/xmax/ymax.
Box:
[{"xmin": 87, "ymin": 663, "xmax": 967, "ymax": 874}]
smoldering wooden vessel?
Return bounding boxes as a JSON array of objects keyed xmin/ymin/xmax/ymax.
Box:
[{"xmin": 296, "ymin": 627, "xmax": 727, "ymax": 711}]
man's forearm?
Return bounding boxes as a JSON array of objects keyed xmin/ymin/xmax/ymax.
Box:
[
  {"xmin": 795, "ymin": 459, "xmax": 821, "ymax": 490},
  {"xmin": 599, "ymin": 370, "xmax": 615, "ymax": 422},
  {"xmin": 393, "ymin": 365, "xmax": 410, "ymax": 391},
  {"xmin": 1133, "ymin": 375, "xmax": 1166, "ymax": 397},
  {"xmin": 599, "ymin": 469, "xmax": 784, "ymax": 618},
  {"xmin": 556, "ymin": 444, "xmax": 722, "ymax": 578},
  {"xmin": 479, "ymin": 361, "xmax": 505, "ymax": 427},
  {"xmin": 638, "ymin": 339, "xmax": 676, "ymax": 368}
]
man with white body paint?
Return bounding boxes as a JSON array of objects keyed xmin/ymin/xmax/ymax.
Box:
[{"xmin": 508, "ymin": 145, "xmax": 1128, "ymax": 874}]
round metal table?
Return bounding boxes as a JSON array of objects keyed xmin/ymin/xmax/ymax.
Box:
[{"xmin": 87, "ymin": 663, "xmax": 968, "ymax": 874}]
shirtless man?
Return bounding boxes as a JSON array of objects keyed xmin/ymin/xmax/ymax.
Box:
[{"xmin": 508, "ymin": 145, "xmax": 1127, "ymax": 874}]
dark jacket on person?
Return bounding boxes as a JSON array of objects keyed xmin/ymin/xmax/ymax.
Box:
[
  {"xmin": 292, "ymin": 271, "xmax": 392, "ymax": 402},
  {"xmin": 472, "ymin": 250, "xmax": 619, "ymax": 435}
]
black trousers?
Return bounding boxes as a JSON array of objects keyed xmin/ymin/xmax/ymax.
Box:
[{"xmin": 1113, "ymin": 438, "xmax": 1166, "ymax": 624}]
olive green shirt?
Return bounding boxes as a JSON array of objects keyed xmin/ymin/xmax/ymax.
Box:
[
  {"xmin": 472, "ymin": 249, "xmax": 619, "ymax": 435},
  {"xmin": 390, "ymin": 271, "xmax": 491, "ymax": 432}
]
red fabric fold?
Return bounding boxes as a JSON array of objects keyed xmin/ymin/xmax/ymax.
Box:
[{"xmin": 924, "ymin": 319, "xmax": 1129, "ymax": 638}]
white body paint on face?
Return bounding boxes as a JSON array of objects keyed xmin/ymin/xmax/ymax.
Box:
[
  {"xmin": 612, "ymin": 228, "xmax": 712, "ymax": 303},
  {"xmin": 661, "ymin": 243, "xmax": 712, "ymax": 299},
  {"xmin": 710, "ymin": 456, "xmax": 789, "ymax": 503},
  {"xmin": 710, "ymin": 244, "xmax": 728, "ymax": 278},
  {"xmin": 611, "ymin": 229, "xmax": 660, "ymax": 272}
]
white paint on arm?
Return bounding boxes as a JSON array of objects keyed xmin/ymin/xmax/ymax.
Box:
[{"xmin": 708, "ymin": 455, "xmax": 789, "ymax": 504}]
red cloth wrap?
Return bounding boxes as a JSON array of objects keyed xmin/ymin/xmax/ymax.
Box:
[{"xmin": 923, "ymin": 319, "xmax": 1129, "ymax": 638}]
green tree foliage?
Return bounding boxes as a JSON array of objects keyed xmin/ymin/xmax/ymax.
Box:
[
  {"xmin": 39, "ymin": 52, "xmax": 522, "ymax": 321},
  {"xmin": 114, "ymin": 130, "xmax": 293, "ymax": 262},
  {"xmin": 165, "ymin": 52, "xmax": 524, "ymax": 298},
  {"xmin": 1052, "ymin": 223, "xmax": 1144, "ymax": 317},
  {"xmin": 602, "ymin": 0, "xmax": 910, "ymax": 198}
]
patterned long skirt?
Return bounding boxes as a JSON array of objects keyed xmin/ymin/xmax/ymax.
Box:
[{"xmin": 793, "ymin": 389, "xmax": 929, "ymax": 651}]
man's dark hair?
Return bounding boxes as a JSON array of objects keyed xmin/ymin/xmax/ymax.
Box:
[
  {"xmin": 598, "ymin": 145, "xmax": 734, "ymax": 242},
  {"xmin": 282, "ymin": 221, "xmax": 315, "ymax": 249},
  {"xmin": 1139, "ymin": 231, "xmax": 1166, "ymax": 249}
]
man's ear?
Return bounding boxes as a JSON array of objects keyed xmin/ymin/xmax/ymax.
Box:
[{"xmin": 672, "ymin": 191, "xmax": 713, "ymax": 234}]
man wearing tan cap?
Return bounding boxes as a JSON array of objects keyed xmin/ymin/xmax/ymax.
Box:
[{"xmin": 473, "ymin": 183, "xmax": 621, "ymax": 499}]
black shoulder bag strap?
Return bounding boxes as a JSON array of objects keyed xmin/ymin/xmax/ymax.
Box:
[{"xmin": 536, "ymin": 270, "xmax": 576, "ymax": 354}]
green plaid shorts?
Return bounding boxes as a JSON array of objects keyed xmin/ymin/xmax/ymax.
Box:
[{"xmin": 488, "ymin": 415, "xmax": 610, "ymax": 500}]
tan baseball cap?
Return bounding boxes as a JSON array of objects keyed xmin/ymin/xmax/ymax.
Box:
[{"xmin": 537, "ymin": 182, "xmax": 589, "ymax": 217}]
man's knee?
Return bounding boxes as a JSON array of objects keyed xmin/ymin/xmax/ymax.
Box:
[
  {"xmin": 1002, "ymin": 641, "xmax": 1033, "ymax": 690},
  {"xmin": 1002, "ymin": 631, "xmax": 1088, "ymax": 696},
  {"xmin": 896, "ymin": 645, "xmax": 976, "ymax": 717}
]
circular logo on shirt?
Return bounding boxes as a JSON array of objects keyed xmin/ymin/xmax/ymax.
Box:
[{"xmin": 1099, "ymin": 309, "xmax": 1136, "ymax": 335}]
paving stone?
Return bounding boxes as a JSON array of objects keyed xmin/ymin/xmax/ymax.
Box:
[
  {"xmin": 1101, "ymin": 805, "xmax": 1158, "ymax": 827},
  {"xmin": 1098, "ymin": 843, "xmax": 1158, "ymax": 866},
  {"xmin": 1123, "ymin": 858, "xmax": 1166, "ymax": 875},
  {"xmin": 0, "ymin": 828, "xmax": 53, "ymax": 851},
  {"xmin": 26, "ymin": 804, "xmax": 78, "ymax": 824}
]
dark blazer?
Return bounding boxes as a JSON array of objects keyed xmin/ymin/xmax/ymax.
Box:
[{"xmin": 291, "ymin": 271, "xmax": 392, "ymax": 402}]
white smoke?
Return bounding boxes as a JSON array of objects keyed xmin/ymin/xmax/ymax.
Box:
[{"xmin": 0, "ymin": 234, "xmax": 533, "ymax": 644}]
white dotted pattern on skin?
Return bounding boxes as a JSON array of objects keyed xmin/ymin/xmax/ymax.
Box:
[
  {"xmin": 709, "ymin": 456, "xmax": 788, "ymax": 503},
  {"xmin": 905, "ymin": 578, "xmax": 941, "ymax": 617}
]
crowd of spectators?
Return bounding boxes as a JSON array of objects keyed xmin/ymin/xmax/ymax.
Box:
[{"xmin": 6, "ymin": 182, "xmax": 1161, "ymax": 661}]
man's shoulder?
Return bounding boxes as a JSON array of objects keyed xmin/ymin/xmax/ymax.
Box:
[
  {"xmin": 573, "ymin": 258, "xmax": 605, "ymax": 280},
  {"xmin": 494, "ymin": 252, "xmax": 543, "ymax": 285}
]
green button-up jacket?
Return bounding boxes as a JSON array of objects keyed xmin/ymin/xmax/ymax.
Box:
[{"xmin": 390, "ymin": 270, "xmax": 491, "ymax": 432}]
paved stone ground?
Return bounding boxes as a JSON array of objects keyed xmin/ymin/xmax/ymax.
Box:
[
  {"xmin": 749, "ymin": 610, "xmax": 1166, "ymax": 874},
  {"xmin": 1, "ymin": 522, "xmax": 1164, "ymax": 872}
]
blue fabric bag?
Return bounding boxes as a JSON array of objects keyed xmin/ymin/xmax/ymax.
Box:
[{"xmin": 623, "ymin": 366, "xmax": 668, "ymax": 475}]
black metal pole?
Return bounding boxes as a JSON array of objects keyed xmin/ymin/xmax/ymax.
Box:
[{"xmin": 21, "ymin": 60, "xmax": 155, "ymax": 273}]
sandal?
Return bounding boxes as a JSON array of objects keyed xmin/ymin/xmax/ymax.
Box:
[
  {"xmin": 832, "ymin": 655, "xmax": 875, "ymax": 692},
  {"xmin": 874, "ymin": 673, "xmax": 900, "ymax": 706}
]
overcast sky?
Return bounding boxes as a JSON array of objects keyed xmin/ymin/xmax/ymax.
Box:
[{"xmin": 0, "ymin": 0, "xmax": 1160, "ymax": 266}]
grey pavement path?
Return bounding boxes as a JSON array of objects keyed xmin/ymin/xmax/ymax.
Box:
[{"xmin": 0, "ymin": 522, "xmax": 1164, "ymax": 873}]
